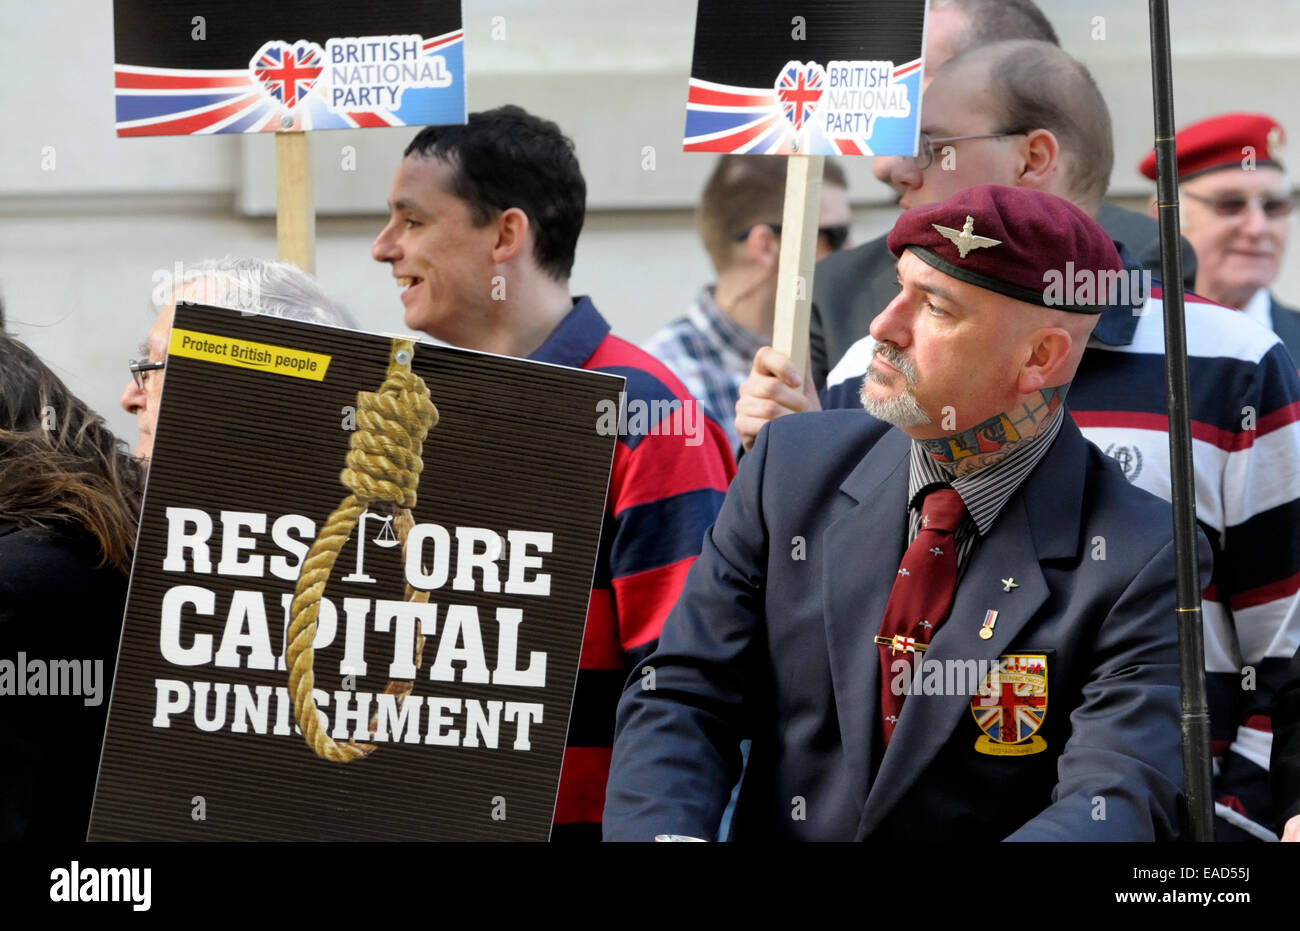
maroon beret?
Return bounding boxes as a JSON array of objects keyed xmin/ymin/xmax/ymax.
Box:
[
  {"xmin": 1138, "ymin": 112, "xmax": 1286, "ymax": 181},
  {"xmin": 886, "ymin": 185, "xmax": 1123, "ymax": 313}
]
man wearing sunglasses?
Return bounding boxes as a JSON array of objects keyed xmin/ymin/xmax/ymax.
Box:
[
  {"xmin": 641, "ymin": 155, "xmax": 852, "ymax": 454},
  {"xmin": 1139, "ymin": 113, "xmax": 1298, "ymax": 361}
]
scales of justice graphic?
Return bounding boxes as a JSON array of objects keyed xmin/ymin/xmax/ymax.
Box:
[{"xmin": 340, "ymin": 510, "xmax": 402, "ymax": 584}]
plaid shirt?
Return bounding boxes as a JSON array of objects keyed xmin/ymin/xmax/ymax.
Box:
[{"xmin": 641, "ymin": 286, "xmax": 766, "ymax": 455}]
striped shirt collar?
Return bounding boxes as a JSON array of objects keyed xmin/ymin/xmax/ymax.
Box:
[
  {"xmin": 907, "ymin": 404, "xmax": 1065, "ymax": 536},
  {"xmin": 687, "ymin": 285, "xmax": 768, "ymax": 363}
]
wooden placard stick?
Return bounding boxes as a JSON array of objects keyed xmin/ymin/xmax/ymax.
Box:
[
  {"xmin": 771, "ymin": 154, "xmax": 824, "ymax": 375},
  {"xmin": 275, "ymin": 130, "xmax": 316, "ymax": 274}
]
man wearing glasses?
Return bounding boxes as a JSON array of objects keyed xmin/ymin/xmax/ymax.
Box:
[
  {"xmin": 119, "ymin": 258, "xmax": 350, "ymax": 461},
  {"xmin": 806, "ymin": 7, "xmax": 1198, "ymax": 393},
  {"xmin": 1139, "ymin": 113, "xmax": 1298, "ymax": 361},
  {"xmin": 641, "ymin": 155, "xmax": 851, "ymax": 454}
]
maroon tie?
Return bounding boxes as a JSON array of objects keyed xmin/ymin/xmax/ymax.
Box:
[{"xmin": 876, "ymin": 486, "xmax": 968, "ymax": 748}]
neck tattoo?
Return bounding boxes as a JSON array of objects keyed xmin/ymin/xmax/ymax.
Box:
[{"xmin": 920, "ymin": 387, "xmax": 1065, "ymax": 477}]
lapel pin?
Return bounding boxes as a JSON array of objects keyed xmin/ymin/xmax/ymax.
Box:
[
  {"xmin": 1001, "ymin": 577, "xmax": 1018, "ymax": 592},
  {"xmin": 979, "ymin": 609, "xmax": 998, "ymax": 640},
  {"xmin": 875, "ymin": 634, "xmax": 928, "ymax": 655}
]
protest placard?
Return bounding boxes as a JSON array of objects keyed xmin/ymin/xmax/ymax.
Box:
[
  {"xmin": 683, "ymin": 0, "xmax": 927, "ymax": 371},
  {"xmin": 683, "ymin": 0, "xmax": 926, "ymax": 157},
  {"xmin": 90, "ymin": 304, "xmax": 622, "ymax": 840},
  {"xmin": 112, "ymin": 1, "xmax": 467, "ymax": 271},
  {"xmin": 112, "ymin": 1, "xmax": 464, "ymax": 136}
]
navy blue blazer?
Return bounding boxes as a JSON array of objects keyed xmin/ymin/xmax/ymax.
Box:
[{"xmin": 604, "ymin": 411, "xmax": 1211, "ymax": 841}]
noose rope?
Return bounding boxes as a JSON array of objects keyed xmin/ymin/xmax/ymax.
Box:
[{"xmin": 286, "ymin": 339, "xmax": 438, "ymax": 761}]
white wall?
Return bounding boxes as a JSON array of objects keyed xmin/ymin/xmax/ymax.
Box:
[{"xmin": 2, "ymin": 0, "xmax": 1298, "ymax": 445}]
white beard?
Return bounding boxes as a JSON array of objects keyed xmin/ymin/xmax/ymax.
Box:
[{"xmin": 860, "ymin": 346, "xmax": 931, "ymax": 427}]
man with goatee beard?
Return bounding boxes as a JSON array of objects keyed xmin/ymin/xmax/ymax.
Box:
[{"xmin": 604, "ymin": 185, "xmax": 1210, "ymax": 842}]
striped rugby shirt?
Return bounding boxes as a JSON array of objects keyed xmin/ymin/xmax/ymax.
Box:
[
  {"xmin": 821, "ymin": 244, "xmax": 1300, "ymax": 840},
  {"xmin": 530, "ymin": 297, "xmax": 737, "ymax": 841}
]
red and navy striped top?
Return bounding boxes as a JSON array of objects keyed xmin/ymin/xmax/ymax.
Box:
[{"xmin": 531, "ymin": 298, "xmax": 737, "ymax": 840}]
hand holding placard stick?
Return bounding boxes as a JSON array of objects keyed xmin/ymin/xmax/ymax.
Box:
[{"xmin": 682, "ymin": 0, "xmax": 927, "ymax": 371}]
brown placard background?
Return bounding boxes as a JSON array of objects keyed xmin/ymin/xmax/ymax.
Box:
[{"xmin": 90, "ymin": 303, "xmax": 622, "ymax": 840}]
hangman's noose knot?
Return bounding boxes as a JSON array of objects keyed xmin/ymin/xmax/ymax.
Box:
[{"xmin": 340, "ymin": 365, "xmax": 438, "ymax": 509}]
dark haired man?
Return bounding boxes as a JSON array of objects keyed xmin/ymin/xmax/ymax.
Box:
[{"xmin": 373, "ymin": 105, "xmax": 737, "ymax": 840}]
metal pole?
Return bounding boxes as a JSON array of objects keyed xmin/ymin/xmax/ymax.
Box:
[{"xmin": 1147, "ymin": 0, "xmax": 1214, "ymax": 842}]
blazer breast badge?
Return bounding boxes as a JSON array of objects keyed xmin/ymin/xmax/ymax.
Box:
[{"xmin": 970, "ymin": 654, "xmax": 1048, "ymax": 756}]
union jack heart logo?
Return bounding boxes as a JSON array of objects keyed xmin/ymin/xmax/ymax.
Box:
[
  {"xmin": 775, "ymin": 60, "xmax": 826, "ymax": 133},
  {"xmin": 249, "ymin": 40, "xmax": 325, "ymax": 111}
]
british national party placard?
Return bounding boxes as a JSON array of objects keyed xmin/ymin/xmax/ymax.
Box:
[{"xmin": 684, "ymin": 0, "xmax": 927, "ymax": 156}]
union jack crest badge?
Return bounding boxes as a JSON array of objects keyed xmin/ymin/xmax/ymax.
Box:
[{"xmin": 970, "ymin": 654, "xmax": 1048, "ymax": 756}]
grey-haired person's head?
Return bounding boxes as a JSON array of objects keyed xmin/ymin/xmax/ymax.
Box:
[
  {"xmin": 176, "ymin": 256, "xmax": 356, "ymax": 328},
  {"xmin": 123, "ymin": 256, "xmax": 353, "ymax": 461}
]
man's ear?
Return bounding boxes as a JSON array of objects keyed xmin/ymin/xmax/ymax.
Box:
[
  {"xmin": 1016, "ymin": 327, "xmax": 1073, "ymax": 395},
  {"xmin": 1017, "ymin": 129, "xmax": 1061, "ymax": 190},
  {"xmin": 743, "ymin": 223, "xmax": 782, "ymax": 271},
  {"xmin": 1146, "ymin": 194, "xmax": 1158, "ymax": 219},
  {"xmin": 491, "ymin": 207, "xmax": 530, "ymax": 264}
]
